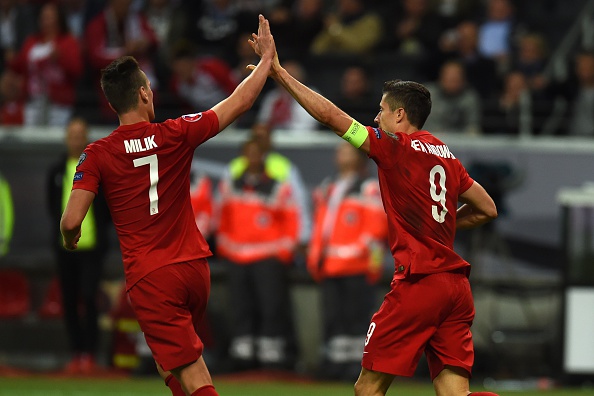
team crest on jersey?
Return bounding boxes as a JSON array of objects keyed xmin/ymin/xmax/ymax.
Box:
[
  {"xmin": 73, "ymin": 171, "xmax": 83, "ymax": 181},
  {"xmin": 182, "ymin": 113, "xmax": 203, "ymax": 122},
  {"xmin": 77, "ymin": 152, "xmax": 87, "ymax": 166}
]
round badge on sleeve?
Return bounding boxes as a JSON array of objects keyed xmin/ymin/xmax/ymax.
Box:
[{"xmin": 182, "ymin": 113, "xmax": 203, "ymax": 122}]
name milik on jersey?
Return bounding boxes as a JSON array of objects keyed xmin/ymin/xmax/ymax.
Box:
[{"xmin": 124, "ymin": 135, "xmax": 158, "ymax": 153}]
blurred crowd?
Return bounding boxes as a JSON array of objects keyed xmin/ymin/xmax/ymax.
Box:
[{"xmin": 0, "ymin": 0, "xmax": 592, "ymax": 136}]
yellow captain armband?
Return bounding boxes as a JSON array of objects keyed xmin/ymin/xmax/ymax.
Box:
[{"xmin": 341, "ymin": 119, "xmax": 368, "ymax": 148}]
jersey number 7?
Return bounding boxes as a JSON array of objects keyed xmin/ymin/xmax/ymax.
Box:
[{"xmin": 134, "ymin": 154, "xmax": 159, "ymax": 215}]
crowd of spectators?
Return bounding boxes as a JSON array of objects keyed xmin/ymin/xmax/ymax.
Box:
[{"xmin": 0, "ymin": 0, "xmax": 592, "ymax": 136}]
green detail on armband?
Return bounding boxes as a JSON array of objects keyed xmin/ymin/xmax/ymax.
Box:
[{"xmin": 341, "ymin": 119, "xmax": 368, "ymax": 148}]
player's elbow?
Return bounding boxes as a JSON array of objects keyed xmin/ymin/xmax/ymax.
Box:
[
  {"xmin": 60, "ymin": 214, "xmax": 80, "ymax": 235},
  {"xmin": 484, "ymin": 203, "xmax": 498, "ymax": 221}
]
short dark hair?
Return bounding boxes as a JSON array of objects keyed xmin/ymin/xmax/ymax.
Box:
[
  {"xmin": 382, "ymin": 80, "xmax": 432, "ymax": 129},
  {"xmin": 100, "ymin": 56, "xmax": 147, "ymax": 114}
]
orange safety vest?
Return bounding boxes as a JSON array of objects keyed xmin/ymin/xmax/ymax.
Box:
[
  {"xmin": 190, "ymin": 174, "xmax": 213, "ymax": 239},
  {"xmin": 216, "ymin": 171, "xmax": 299, "ymax": 265},
  {"xmin": 307, "ymin": 176, "xmax": 388, "ymax": 282}
]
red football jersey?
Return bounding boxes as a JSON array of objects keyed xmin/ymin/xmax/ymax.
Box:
[
  {"xmin": 367, "ymin": 127, "xmax": 474, "ymax": 279},
  {"xmin": 73, "ymin": 111, "xmax": 219, "ymax": 290}
]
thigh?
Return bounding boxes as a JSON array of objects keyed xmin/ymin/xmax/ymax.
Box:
[
  {"xmin": 361, "ymin": 276, "xmax": 447, "ymax": 377},
  {"xmin": 128, "ymin": 259, "xmax": 210, "ymax": 372},
  {"xmin": 426, "ymin": 275, "xmax": 475, "ymax": 380}
]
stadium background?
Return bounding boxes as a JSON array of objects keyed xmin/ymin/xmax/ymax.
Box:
[{"xmin": 1, "ymin": 0, "xmax": 594, "ymax": 394}]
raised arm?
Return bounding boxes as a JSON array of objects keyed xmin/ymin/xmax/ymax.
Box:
[
  {"xmin": 211, "ymin": 15, "xmax": 275, "ymax": 131},
  {"xmin": 60, "ymin": 189, "xmax": 95, "ymax": 250},
  {"xmin": 248, "ymin": 21, "xmax": 370, "ymax": 153},
  {"xmin": 456, "ymin": 181, "xmax": 498, "ymax": 230}
]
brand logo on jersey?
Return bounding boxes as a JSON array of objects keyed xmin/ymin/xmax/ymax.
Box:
[
  {"xmin": 124, "ymin": 135, "xmax": 158, "ymax": 154},
  {"xmin": 410, "ymin": 139, "xmax": 456, "ymax": 159},
  {"xmin": 373, "ymin": 128, "xmax": 381, "ymax": 139},
  {"xmin": 73, "ymin": 171, "xmax": 83, "ymax": 181},
  {"xmin": 77, "ymin": 152, "xmax": 87, "ymax": 166},
  {"xmin": 182, "ymin": 113, "xmax": 203, "ymax": 122},
  {"xmin": 385, "ymin": 131, "xmax": 399, "ymax": 140}
]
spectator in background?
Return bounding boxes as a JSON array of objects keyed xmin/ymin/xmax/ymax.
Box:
[
  {"xmin": 8, "ymin": 2, "xmax": 82, "ymax": 126},
  {"xmin": 216, "ymin": 138, "xmax": 299, "ymax": 371},
  {"xmin": 477, "ymin": 0, "xmax": 518, "ymax": 74},
  {"xmin": 268, "ymin": 0, "xmax": 324, "ymax": 58},
  {"xmin": 482, "ymin": 70, "xmax": 532, "ymax": 135},
  {"xmin": 513, "ymin": 33, "xmax": 549, "ymax": 95},
  {"xmin": 565, "ymin": 50, "xmax": 594, "ymax": 136},
  {"xmin": 143, "ymin": 0, "xmax": 188, "ymax": 83},
  {"xmin": 0, "ymin": 69, "xmax": 24, "ymax": 125},
  {"xmin": 331, "ymin": 65, "xmax": 376, "ymax": 125},
  {"xmin": 308, "ymin": 141, "xmax": 387, "ymax": 382},
  {"xmin": 186, "ymin": 0, "xmax": 241, "ymax": 59},
  {"xmin": 190, "ymin": 172, "xmax": 214, "ymax": 241},
  {"xmin": 47, "ymin": 118, "xmax": 111, "ymax": 374},
  {"xmin": 84, "ymin": 0, "xmax": 158, "ymax": 122},
  {"xmin": 432, "ymin": 0, "xmax": 480, "ymax": 29},
  {"xmin": 424, "ymin": 60, "xmax": 482, "ymax": 135},
  {"xmin": 0, "ymin": 0, "xmax": 36, "ymax": 74},
  {"xmin": 256, "ymin": 60, "xmax": 319, "ymax": 132},
  {"xmin": 59, "ymin": 0, "xmax": 104, "ymax": 40},
  {"xmin": 439, "ymin": 20, "xmax": 498, "ymax": 99},
  {"xmin": 311, "ymin": 0, "xmax": 382, "ymax": 56},
  {"xmin": 380, "ymin": 0, "xmax": 444, "ymax": 57},
  {"xmin": 169, "ymin": 41, "xmax": 238, "ymax": 113},
  {"xmin": 229, "ymin": 122, "xmax": 312, "ymax": 251}
]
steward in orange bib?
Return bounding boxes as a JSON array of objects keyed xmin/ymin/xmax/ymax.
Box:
[
  {"xmin": 216, "ymin": 138, "xmax": 299, "ymax": 370},
  {"xmin": 308, "ymin": 142, "xmax": 388, "ymax": 381},
  {"xmin": 190, "ymin": 173, "xmax": 214, "ymax": 240}
]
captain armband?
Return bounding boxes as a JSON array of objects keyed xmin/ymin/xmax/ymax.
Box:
[{"xmin": 341, "ymin": 119, "xmax": 368, "ymax": 148}]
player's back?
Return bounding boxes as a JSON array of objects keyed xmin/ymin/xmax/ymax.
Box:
[
  {"xmin": 368, "ymin": 128, "xmax": 474, "ymax": 277},
  {"xmin": 75, "ymin": 112, "xmax": 220, "ymax": 289}
]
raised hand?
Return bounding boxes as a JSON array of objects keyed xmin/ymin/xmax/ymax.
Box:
[
  {"xmin": 247, "ymin": 15, "xmax": 281, "ymax": 77},
  {"xmin": 249, "ymin": 14, "xmax": 276, "ymax": 60}
]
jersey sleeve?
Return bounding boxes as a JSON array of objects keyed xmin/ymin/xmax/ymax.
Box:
[
  {"xmin": 72, "ymin": 145, "xmax": 100, "ymax": 195},
  {"xmin": 174, "ymin": 110, "xmax": 220, "ymax": 148},
  {"xmin": 367, "ymin": 127, "xmax": 408, "ymax": 169},
  {"xmin": 458, "ymin": 161, "xmax": 474, "ymax": 194}
]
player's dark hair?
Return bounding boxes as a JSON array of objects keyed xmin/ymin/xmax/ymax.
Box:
[
  {"xmin": 100, "ymin": 56, "xmax": 147, "ymax": 114},
  {"xmin": 382, "ymin": 80, "xmax": 432, "ymax": 129}
]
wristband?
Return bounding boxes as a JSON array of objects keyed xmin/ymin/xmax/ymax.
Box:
[{"xmin": 341, "ymin": 119, "xmax": 368, "ymax": 148}]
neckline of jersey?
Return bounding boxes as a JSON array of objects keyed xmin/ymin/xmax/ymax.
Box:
[{"xmin": 116, "ymin": 121, "xmax": 151, "ymax": 131}]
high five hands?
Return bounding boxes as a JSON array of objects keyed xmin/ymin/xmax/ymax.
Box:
[{"xmin": 247, "ymin": 15, "xmax": 280, "ymax": 76}]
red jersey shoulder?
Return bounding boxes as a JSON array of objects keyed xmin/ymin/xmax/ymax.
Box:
[{"xmin": 181, "ymin": 113, "xmax": 204, "ymax": 123}]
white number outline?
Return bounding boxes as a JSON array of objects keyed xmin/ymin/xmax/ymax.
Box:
[
  {"xmin": 365, "ymin": 322, "xmax": 376, "ymax": 346},
  {"xmin": 133, "ymin": 154, "xmax": 159, "ymax": 215},
  {"xmin": 429, "ymin": 165, "xmax": 447, "ymax": 223}
]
